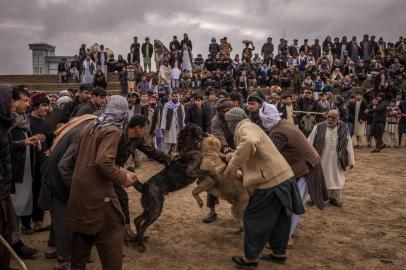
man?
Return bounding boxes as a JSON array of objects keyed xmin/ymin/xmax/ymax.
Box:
[
  {"xmin": 72, "ymin": 87, "xmax": 107, "ymax": 117},
  {"xmin": 96, "ymin": 45, "xmax": 108, "ymax": 75},
  {"xmin": 0, "ymin": 87, "xmax": 43, "ymax": 269},
  {"xmin": 281, "ymin": 95, "xmax": 299, "ymax": 125},
  {"xmin": 68, "ymin": 95, "xmax": 137, "ymax": 270},
  {"xmin": 360, "ymin": 35, "xmax": 373, "ymax": 64},
  {"xmin": 261, "ymin": 37, "xmax": 274, "ymax": 62},
  {"xmin": 259, "ymin": 103, "xmax": 328, "ymax": 247},
  {"xmin": 308, "ymin": 109, "xmax": 355, "ymax": 207},
  {"xmin": 57, "ymin": 84, "xmax": 92, "ymax": 125},
  {"xmin": 42, "ymin": 114, "xmax": 97, "ymax": 270},
  {"xmin": 130, "ymin": 36, "xmax": 141, "ymax": 64},
  {"xmin": 7, "ymin": 87, "xmax": 43, "ymax": 261},
  {"xmin": 349, "ymin": 92, "xmax": 368, "ymax": 147},
  {"xmin": 203, "ymin": 98, "xmax": 234, "ymax": 223},
  {"xmin": 114, "ymin": 114, "xmax": 171, "ymax": 241},
  {"xmin": 27, "ymin": 93, "xmax": 54, "ymax": 231},
  {"xmin": 159, "ymin": 60, "xmax": 172, "ymax": 95},
  {"xmin": 70, "ymin": 55, "xmax": 82, "ymax": 82},
  {"xmin": 365, "ymin": 93, "xmax": 387, "ymax": 152},
  {"xmin": 160, "ymin": 91, "xmax": 185, "ymax": 154},
  {"xmin": 142, "ymin": 37, "xmax": 153, "ymax": 73},
  {"xmin": 169, "ymin": 36, "xmax": 181, "ymax": 54},
  {"xmin": 181, "ymin": 33, "xmax": 192, "ymax": 51},
  {"xmin": 311, "ymin": 39, "xmax": 322, "ymax": 60},
  {"xmin": 202, "ymin": 91, "xmax": 217, "ymax": 132},
  {"xmin": 224, "ymin": 108, "xmax": 304, "ymax": 267},
  {"xmin": 141, "ymin": 95, "xmax": 161, "ymax": 146},
  {"xmin": 247, "ymin": 92, "xmax": 267, "ymax": 131},
  {"xmin": 58, "ymin": 58, "xmax": 68, "ymax": 83},
  {"xmin": 185, "ymin": 94, "xmax": 206, "ymax": 131}
]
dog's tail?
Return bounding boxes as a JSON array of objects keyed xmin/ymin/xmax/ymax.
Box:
[{"xmin": 127, "ymin": 166, "xmax": 144, "ymax": 192}]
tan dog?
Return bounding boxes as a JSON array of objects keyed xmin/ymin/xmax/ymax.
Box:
[{"xmin": 192, "ymin": 135, "xmax": 249, "ymax": 233}]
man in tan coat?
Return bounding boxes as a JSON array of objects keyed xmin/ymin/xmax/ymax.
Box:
[
  {"xmin": 68, "ymin": 95, "xmax": 136, "ymax": 270},
  {"xmin": 224, "ymin": 107, "xmax": 304, "ymax": 268}
]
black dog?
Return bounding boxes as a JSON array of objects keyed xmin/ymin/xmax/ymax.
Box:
[{"xmin": 132, "ymin": 124, "xmax": 214, "ymax": 252}]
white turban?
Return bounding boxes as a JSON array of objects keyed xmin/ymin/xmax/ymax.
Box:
[{"xmin": 259, "ymin": 102, "xmax": 282, "ymax": 131}]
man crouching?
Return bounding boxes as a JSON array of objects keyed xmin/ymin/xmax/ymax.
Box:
[{"xmin": 223, "ymin": 108, "xmax": 304, "ymax": 267}]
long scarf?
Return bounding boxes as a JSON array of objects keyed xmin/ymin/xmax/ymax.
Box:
[
  {"xmin": 313, "ymin": 121, "xmax": 349, "ymax": 170},
  {"xmin": 90, "ymin": 112, "xmax": 126, "ymax": 135},
  {"xmin": 11, "ymin": 112, "xmax": 29, "ymax": 131},
  {"xmin": 165, "ymin": 101, "xmax": 181, "ymax": 128}
]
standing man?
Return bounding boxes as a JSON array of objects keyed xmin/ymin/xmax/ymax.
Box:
[
  {"xmin": 68, "ymin": 95, "xmax": 137, "ymax": 270},
  {"xmin": 259, "ymin": 103, "xmax": 328, "ymax": 247},
  {"xmin": 28, "ymin": 93, "xmax": 53, "ymax": 232},
  {"xmin": 4, "ymin": 86, "xmax": 43, "ymax": 264},
  {"xmin": 142, "ymin": 37, "xmax": 153, "ymax": 73},
  {"xmin": 350, "ymin": 92, "xmax": 368, "ymax": 148},
  {"xmin": 185, "ymin": 94, "xmax": 206, "ymax": 132},
  {"xmin": 308, "ymin": 109, "xmax": 355, "ymax": 207},
  {"xmin": 96, "ymin": 45, "xmax": 108, "ymax": 75},
  {"xmin": 130, "ymin": 36, "xmax": 140, "ymax": 64},
  {"xmin": 224, "ymin": 108, "xmax": 304, "ymax": 267},
  {"xmin": 365, "ymin": 93, "xmax": 387, "ymax": 152},
  {"xmin": 261, "ymin": 37, "xmax": 274, "ymax": 63},
  {"xmin": 160, "ymin": 91, "xmax": 185, "ymax": 154},
  {"xmin": 202, "ymin": 98, "xmax": 234, "ymax": 223}
]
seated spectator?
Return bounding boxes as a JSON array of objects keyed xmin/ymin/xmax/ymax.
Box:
[
  {"xmin": 93, "ymin": 69, "xmax": 107, "ymax": 89},
  {"xmin": 331, "ymin": 67, "xmax": 344, "ymax": 86},
  {"xmin": 70, "ymin": 55, "xmax": 81, "ymax": 82},
  {"xmin": 116, "ymin": 55, "xmax": 127, "ymax": 73},
  {"xmin": 107, "ymin": 55, "xmax": 116, "ymax": 73}
]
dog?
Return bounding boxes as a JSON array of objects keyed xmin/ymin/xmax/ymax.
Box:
[
  {"xmin": 132, "ymin": 124, "xmax": 215, "ymax": 252},
  {"xmin": 192, "ymin": 134, "xmax": 249, "ymax": 233}
]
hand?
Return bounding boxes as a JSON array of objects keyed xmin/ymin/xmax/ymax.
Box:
[
  {"xmin": 24, "ymin": 136, "xmax": 39, "ymax": 146},
  {"xmin": 123, "ymin": 172, "xmax": 137, "ymax": 188},
  {"xmin": 35, "ymin": 134, "xmax": 46, "ymax": 142},
  {"xmin": 222, "ymin": 147, "xmax": 230, "ymax": 154},
  {"xmin": 364, "ymin": 109, "xmax": 369, "ymax": 113}
]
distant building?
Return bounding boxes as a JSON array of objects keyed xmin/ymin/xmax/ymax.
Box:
[{"xmin": 29, "ymin": 43, "xmax": 74, "ymax": 75}]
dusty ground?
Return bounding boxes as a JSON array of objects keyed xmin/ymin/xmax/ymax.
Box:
[{"xmin": 13, "ymin": 146, "xmax": 406, "ymax": 270}]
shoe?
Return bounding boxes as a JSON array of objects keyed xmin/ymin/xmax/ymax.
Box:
[
  {"xmin": 13, "ymin": 241, "xmax": 38, "ymax": 259},
  {"xmin": 232, "ymin": 256, "xmax": 258, "ymax": 268},
  {"xmin": 260, "ymin": 253, "xmax": 287, "ymax": 264},
  {"xmin": 380, "ymin": 144, "xmax": 386, "ymax": 150},
  {"xmin": 371, "ymin": 149, "xmax": 380, "ymax": 153},
  {"xmin": 329, "ymin": 199, "xmax": 343, "ymax": 207},
  {"xmin": 203, "ymin": 212, "xmax": 217, "ymax": 223}
]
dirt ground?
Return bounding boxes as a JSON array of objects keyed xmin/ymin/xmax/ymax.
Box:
[{"xmin": 13, "ymin": 146, "xmax": 406, "ymax": 270}]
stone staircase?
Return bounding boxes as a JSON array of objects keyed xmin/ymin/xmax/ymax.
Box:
[
  {"xmin": 0, "ymin": 74, "xmax": 121, "ymax": 93},
  {"xmin": 0, "ymin": 74, "xmax": 351, "ymax": 96}
]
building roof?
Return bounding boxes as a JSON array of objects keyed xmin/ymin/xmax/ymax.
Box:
[{"xmin": 29, "ymin": 43, "xmax": 56, "ymax": 51}]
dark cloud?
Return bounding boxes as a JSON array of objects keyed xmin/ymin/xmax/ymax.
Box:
[{"xmin": 0, "ymin": 0, "xmax": 405, "ymax": 74}]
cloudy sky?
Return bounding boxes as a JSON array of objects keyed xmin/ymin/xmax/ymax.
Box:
[{"xmin": 0, "ymin": 0, "xmax": 405, "ymax": 74}]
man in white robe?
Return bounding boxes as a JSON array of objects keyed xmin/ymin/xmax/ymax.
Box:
[
  {"xmin": 160, "ymin": 92, "xmax": 185, "ymax": 154},
  {"xmin": 308, "ymin": 109, "xmax": 355, "ymax": 207}
]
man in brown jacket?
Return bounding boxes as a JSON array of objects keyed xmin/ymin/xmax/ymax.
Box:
[
  {"xmin": 67, "ymin": 95, "xmax": 137, "ymax": 270},
  {"xmin": 259, "ymin": 102, "xmax": 328, "ymax": 247},
  {"xmin": 224, "ymin": 108, "xmax": 304, "ymax": 267}
]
